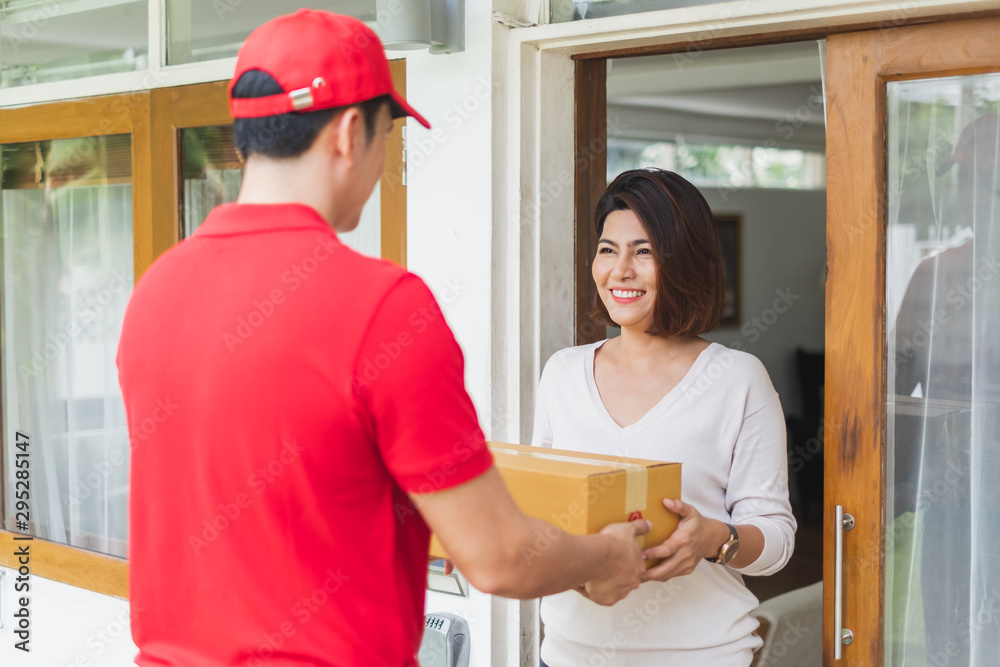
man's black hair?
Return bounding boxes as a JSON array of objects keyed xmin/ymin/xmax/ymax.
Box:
[{"xmin": 232, "ymin": 69, "xmax": 389, "ymax": 159}]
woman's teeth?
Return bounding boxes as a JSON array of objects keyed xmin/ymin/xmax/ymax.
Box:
[{"xmin": 611, "ymin": 289, "xmax": 645, "ymax": 298}]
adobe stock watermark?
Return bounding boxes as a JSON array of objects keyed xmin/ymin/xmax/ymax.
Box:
[
  {"xmin": 681, "ymin": 287, "xmax": 800, "ymax": 404},
  {"xmin": 223, "ymin": 234, "xmax": 339, "ymax": 352},
  {"xmin": 393, "ymin": 407, "xmax": 510, "ymax": 525},
  {"xmin": 759, "ymin": 616, "xmax": 815, "ymax": 666},
  {"xmin": 241, "ymin": 567, "xmax": 351, "ymax": 667},
  {"xmin": 740, "ymin": 288, "xmax": 799, "ymax": 343},
  {"xmin": 5, "ymin": 0, "xmax": 61, "ymax": 55},
  {"xmin": 670, "ymin": 0, "xmax": 753, "ymax": 73},
  {"xmin": 352, "ymin": 276, "xmax": 467, "ymax": 390},
  {"xmin": 518, "ymin": 115, "xmax": 631, "ymax": 227},
  {"xmin": 188, "ymin": 438, "xmax": 307, "ymax": 555},
  {"xmin": 894, "ymin": 254, "xmax": 1000, "ymax": 373},
  {"xmin": 17, "ymin": 268, "xmax": 131, "ymax": 381},
  {"xmin": 575, "ymin": 582, "xmax": 682, "ymax": 667},
  {"xmin": 55, "ymin": 602, "xmax": 144, "ymax": 667},
  {"xmin": 64, "ymin": 397, "xmax": 179, "ymax": 510},
  {"xmin": 404, "ymin": 74, "xmax": 500, "ymax": 172}
]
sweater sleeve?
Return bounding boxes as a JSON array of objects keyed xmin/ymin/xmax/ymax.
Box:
[{"xmin": 727, "ymin": 396, "xmax": 797, "ymax": 576}]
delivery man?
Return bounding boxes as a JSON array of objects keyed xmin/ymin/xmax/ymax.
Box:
[{"xmin": 117, "ymin": 10, "xmax": 649, "ymax": 667}]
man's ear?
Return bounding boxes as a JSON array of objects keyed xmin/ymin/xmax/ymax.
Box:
[{"xmin": 332, "ymin": 107, "xmax": 364, "ymax": 168}]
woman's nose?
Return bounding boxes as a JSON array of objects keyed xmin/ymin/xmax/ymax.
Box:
[{"xmin": 611, "ymin": 255, "xmax": 634, "ymax": 280}]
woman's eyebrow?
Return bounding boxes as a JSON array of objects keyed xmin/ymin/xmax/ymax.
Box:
[{"xmin": 598, "ymin": 238, "xmax": 649, "ymax": 247}]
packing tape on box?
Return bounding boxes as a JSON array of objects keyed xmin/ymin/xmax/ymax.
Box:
[{"xmin": 491, "ymin": 447, "xmax": 647, "ymax": 516}]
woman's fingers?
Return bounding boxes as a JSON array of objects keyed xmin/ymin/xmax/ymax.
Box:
[{"xmin": 662, "ymin": 497, "xmax": 696, "ymax": 518}]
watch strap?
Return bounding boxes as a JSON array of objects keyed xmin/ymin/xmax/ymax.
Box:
[{"xmin": 705, "ymin": 523, "xmax": 739, "ymax": 564}]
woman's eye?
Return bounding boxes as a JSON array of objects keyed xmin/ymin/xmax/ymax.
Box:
[
  {"xmin": 637, "ymin": 248, "xmax": 651, "ymax": 255},
  {"xmin": 598, "ymin": 247, "xmax": 613, "ymax": 254}
]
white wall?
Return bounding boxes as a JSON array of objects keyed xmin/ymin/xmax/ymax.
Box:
[
  {"xmin": 400, "ymin": 1, "xmax": 510, "ymax": 665},
  {"xmin": 0, "ymin": 567, "xmax": 138, "ymax": 666},
  {"xmin": 700, "ymin": 187, "xmax": 827, "ymax": 419}
]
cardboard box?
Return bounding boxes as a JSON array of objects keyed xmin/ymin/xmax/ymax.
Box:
[{"xmin": 429, "ymin": 442, "xmax": 681, "ymax": 566}]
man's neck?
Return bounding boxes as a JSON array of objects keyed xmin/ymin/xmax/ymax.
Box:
[{"xmin": 237, "ymin": 154, "xmax": 341, "ymax": 229}]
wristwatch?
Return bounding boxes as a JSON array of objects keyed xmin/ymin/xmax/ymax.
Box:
[{"xmin": 706, "ymin": 523, "xmax": 740, "ymax": 565}]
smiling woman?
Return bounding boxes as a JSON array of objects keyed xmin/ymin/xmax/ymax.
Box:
[
  {"xmin": 533, "ymin": 168, "xmax": 796, "ymax": 667},
  {"xmin": 591, "ymin": 169, "xmax": 725, "ymax": 337}
]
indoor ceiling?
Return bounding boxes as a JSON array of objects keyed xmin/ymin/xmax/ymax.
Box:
[{"xmin": 607, "ymin": 41, "xmax": 827, "ymax": 150}]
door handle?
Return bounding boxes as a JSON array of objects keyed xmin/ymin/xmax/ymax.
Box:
[{"xmin": 834, "ymin": 505, "xmax": 855, "ymax": 659}]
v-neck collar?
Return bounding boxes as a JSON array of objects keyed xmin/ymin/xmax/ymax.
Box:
[{"xmin": 584, "ymin": 339, "xmax": 717, "ymax": 434}]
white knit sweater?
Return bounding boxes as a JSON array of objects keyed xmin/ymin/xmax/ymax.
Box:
[{"xmin": 532, "ymin": 341, "xmax": 796, "ymax": 667}]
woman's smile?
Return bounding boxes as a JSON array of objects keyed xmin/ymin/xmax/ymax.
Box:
[{"xmin": 610, "ymin": 288, "xmax": 646, "ymax": 303}]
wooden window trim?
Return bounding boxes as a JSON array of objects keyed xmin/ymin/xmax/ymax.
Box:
[
  {"xmin": 0, "ymin": 531, "xmax": 128, "ymax": 598},
  {"xmin": 0, "ymin": 64, "xmax": 408, "ymax": 599},
  {"xmin": 0, "ymin": 91, "xmax": 145, "ymax": 599}
]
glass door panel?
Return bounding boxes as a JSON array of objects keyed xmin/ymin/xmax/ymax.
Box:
[
  {"xmin": 180, "ymin": 125, "xmax": 382, "ymax": 258},
  {"xmin": 0, "ymin": 134, "xmax": 134, "ymax": 558},
  {"xmin": 885, "ymin": 74, "xmax": 1000, "ymax": 666}
]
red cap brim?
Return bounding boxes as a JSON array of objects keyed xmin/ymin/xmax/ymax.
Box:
[{"xmin": 390, "ymin": 90, "xmax": 431, "ymax": 129}]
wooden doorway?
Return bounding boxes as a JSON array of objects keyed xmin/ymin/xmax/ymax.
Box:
[{"xmin": 825, "ymin": 17, "xmax": 1000, "ymax": 665}]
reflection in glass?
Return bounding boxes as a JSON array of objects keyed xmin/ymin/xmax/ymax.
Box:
[
  {"xmin": 0, "ymin": 135, "xmax": 133, "ymax": 558},
  {"xmin": 0, "ymin": 0, "xmax": 148, "ymax": 88},
  {"xmin": 166, "ymin": 0, "xmax": 376, "ymax": 65},
  {"xmin": 181, "ymin": 125, "xmax": 382, "ymax": 256},
  {"xmin": 607, "ymin": 138, "xmax": 824, "ymax": 190},
  {"xmin": 885, "ymin": 74, "xmax": 1000, "ymax": 666},
  {"xmin": 551, "ymin": 0, "xmax": 729, "ymax": 23},
  {"xmin": 182, "ymin": 126, "xmax": 242, "ymax": 238}
]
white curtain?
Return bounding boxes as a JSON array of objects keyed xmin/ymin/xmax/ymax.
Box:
[
  {"xmin": 886, "ymin": 74, "xmax": 1000, "ymax": 666},
  {"xmin": 2, "ymin": 137, "xmax": 132, "ymax": 558}
]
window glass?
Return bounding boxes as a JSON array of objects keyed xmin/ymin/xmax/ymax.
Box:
[
  {"xmin": 607, "ymin": 138, "xmax": 825, "ymax": 190},
  {"xmin": 1, "ymin": 134, "xmax": 133, "ymax": 558},
  {"xmin": 180, "ymin": 125, "xmax": 381, "ymax": 256},
  {"xmin": 167, "ymin": 0, "xmax": 376, "ymax": 66},
  {"xmin": 551, "ymin": 0, "xmax": 730, "ymax": 24},
  {"xmin": 0, "ymin": 0, "xmax": 148, "ymax": 88}
]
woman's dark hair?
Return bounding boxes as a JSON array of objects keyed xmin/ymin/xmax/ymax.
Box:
[
  {"xmin": 232, "ymin": 69, "xmax": 389, "ymax": 159},
  {"xmin": 591, "ymin": 168, "xmax": 725, "ymax": 337}
]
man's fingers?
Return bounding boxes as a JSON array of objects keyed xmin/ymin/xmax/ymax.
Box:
[{"xmin": 630, "ymin": 518, "xmax": 653, "ymax": 537}]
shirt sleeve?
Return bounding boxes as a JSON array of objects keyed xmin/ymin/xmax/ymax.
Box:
[
  {"xmin": 727, "ymin": 396, "xmax": 797, "ymax": 576},
  {"xmin": 354, "ymin": 274, "xmax": 493, "ymax": 494}
]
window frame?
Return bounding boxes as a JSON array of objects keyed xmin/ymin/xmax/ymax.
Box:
[{"xmin": 0, "ymin": 67, "xmax": 407, "ymax": 597}]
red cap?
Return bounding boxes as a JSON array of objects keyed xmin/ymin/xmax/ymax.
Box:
[{"xmin": 229, "ymin": 9, "xmax": 430, "ymax": 129}]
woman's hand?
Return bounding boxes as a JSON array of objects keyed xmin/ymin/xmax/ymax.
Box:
[{"xmin": 640, "ymin": 498, "xmax": 730, "ymax": 583}]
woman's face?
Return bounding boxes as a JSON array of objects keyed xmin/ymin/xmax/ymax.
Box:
[{"xmin": 593, "ymin": 208, "xmax": 657, "ymax": 332}]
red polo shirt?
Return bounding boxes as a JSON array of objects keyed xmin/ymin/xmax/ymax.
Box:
[{"xmin": 117, "ymin": 203, "xmax": 492, "ymax": 667}]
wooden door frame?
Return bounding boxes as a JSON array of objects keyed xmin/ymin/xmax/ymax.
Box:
[
  {"xmin": 825, "ymin": 17, "xmax": 1000, "ymax": 664},
  {"xmin": 564, "ymin": 9, "xmax": 1000, "ymax": 667}
]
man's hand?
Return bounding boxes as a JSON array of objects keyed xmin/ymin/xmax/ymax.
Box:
[
  {"xmin": 582, "ymin": 519, "xmax": 651, "ymax": 605},
  {"xmin": 640, "ymin": 498, "xmax": 729, "ymax": 583}
]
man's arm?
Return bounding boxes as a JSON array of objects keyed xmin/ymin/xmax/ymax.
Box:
[{"xmin": 413, "ymin": 466, "xmax": 649, "ymax": 604}]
